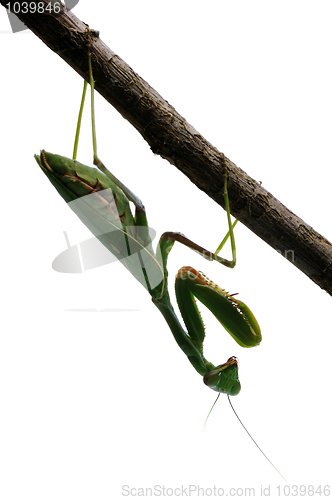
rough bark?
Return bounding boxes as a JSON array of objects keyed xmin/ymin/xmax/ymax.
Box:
[{"xmin": 2, "ymin": 0, "xmax": 332, "ymax": 295}]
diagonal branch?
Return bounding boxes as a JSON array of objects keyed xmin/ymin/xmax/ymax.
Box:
[{"xmin": 2, "ymin": 0, "xmax": 332, "ymax": 295}]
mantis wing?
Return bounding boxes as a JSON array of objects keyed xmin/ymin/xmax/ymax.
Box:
[{"xmin": 35, "ymin": 151, "xmax": 165, "ymax": 292}]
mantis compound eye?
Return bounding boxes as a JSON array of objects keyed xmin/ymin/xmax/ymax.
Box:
[{"xmin": 203, "ymin": 356, "xmax": 241, "ymax": 396}]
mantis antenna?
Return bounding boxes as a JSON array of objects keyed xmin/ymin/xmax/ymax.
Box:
[
  {"xmin": 227, "ymin": 395, "xmax": 289, "ymax": 485},
  {"xmin": 204, "ymin": 393, "xmax": 289, "ymax": 485}
]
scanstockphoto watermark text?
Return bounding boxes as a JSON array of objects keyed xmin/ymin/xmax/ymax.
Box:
[
  {"xmin": 3, "ymin": 1, "xmax": 80, "ymax": 34},
  {"xmin": 276, "ymin": 248, "xmax": 295, "ymax": 262},
  {"xmin": 5, "ymin": 2, "xmax": 61, "ymax": 14},
  {"xmin": 122, "ymin": 484, "xmax": 331, "ymax": 497},
  {"xmin": 122, "ymin": 485, "xmax": 254, "ymax": 497}
]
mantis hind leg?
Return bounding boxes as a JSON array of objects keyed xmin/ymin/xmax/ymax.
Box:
[
  {"xmin": 215, "ymin": 162, "xmax": 237, "ymax": 267},
  {"xmin": 159, "ymin": 159, "xmax": 238, "ymax": 269},
  {"xmin": 73, "ymin": 28, "xmax": 146, "ymax": 219}
]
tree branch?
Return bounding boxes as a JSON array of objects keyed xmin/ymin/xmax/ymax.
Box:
[{"xmin": 2, "ymin": 0, "xmax": 332, "ymax": 295}]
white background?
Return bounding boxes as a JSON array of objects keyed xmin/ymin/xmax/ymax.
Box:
[{"xmin": 1, "ymin": 2, "xmax": 331, "ymax": 499}]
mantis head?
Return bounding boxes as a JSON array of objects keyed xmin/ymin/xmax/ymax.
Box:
[{"xmin": 203, "ymin": 356, "xmax": 241, "ymax": 395}]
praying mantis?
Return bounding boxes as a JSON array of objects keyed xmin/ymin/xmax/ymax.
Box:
[{"xmin": 34, "ymin": 31, "xmax": 287, "ymax": 483}]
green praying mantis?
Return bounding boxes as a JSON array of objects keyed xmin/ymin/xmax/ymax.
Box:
[{"xmin": 34, "ymin": 31, "xmax": 287, "ymax": 483}]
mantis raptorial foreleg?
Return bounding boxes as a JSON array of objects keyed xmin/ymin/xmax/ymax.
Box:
[{"xmin": 34, "ymin": 29, "xmax": 288, "ymax": 483}]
